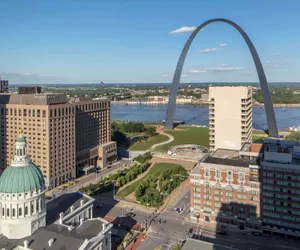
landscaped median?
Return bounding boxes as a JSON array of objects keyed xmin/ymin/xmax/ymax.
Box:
[
  {"xmin": 78, "ymin": 152, "xmax": 153, "ymax": 196},
  {"xmin": 116, "ymin": 162, "xmax": 188, "ymax": 207}
]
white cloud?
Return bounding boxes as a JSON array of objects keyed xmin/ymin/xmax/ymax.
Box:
[
  {"xmin": 169, "ymin": 26, "xmax": 197, "ymax": 34},
  {"xmin": 263, "ymin": 61, "xmax": 279, "ymax": 68},
  {"xmin": 274, "ymin": 53, "xmax": 284, "ymax": 56},
  {"xmin": 210, "ymin": 67, "xmax": 244, "ymax": 73},
  {"xmin": 161, "ymin": 74, "xmax": 169, "ymax": 77},
  {"xmin": 189, "ymin": 69, "xmax": 208, "ymax": 74},
  {"xmin": 220, "ymin": 64, "xmax": 229, "ymax": 67},
  {"xmin": 182, "ymin": 73, "xmax": 189, "ymax": 77},
  {"xmin": 220, "ymin": 43, "xmax": 227, "ymax": 47},
  {"xmin": 197, "ymin": 48, "xmax": 222, "ymax": 54}
]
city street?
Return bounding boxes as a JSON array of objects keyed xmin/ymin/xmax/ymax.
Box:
[
  {"xmin": 46, "ymin": 159, "xmax": 131, "ymax": 198},
  {"xmin": 46, "ymin": 167, "xmax": 300, "ymax": 250}
]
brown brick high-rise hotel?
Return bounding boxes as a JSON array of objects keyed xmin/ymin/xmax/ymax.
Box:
[{"xmin": 0, "ymin": 92, "xmax": 116, "ymax": 188}]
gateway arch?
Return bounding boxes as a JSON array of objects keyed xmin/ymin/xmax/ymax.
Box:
[{"xmin": 164, "ymin": 18, "xmax": 279, "ymax": 138}]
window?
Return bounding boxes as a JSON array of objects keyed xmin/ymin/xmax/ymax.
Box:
[
  {"xmin": 25, "ymin": 206, "xmax": 28, "ymax": 215},
  {"xmin": 19, "ymin": 207, "xmax": 22, "ymax": 216},
  {"xmin": 12, "ymin": 208, "xmax": 15, "ymax": 217},
  {"xmin": 216, "ymin": 169, "xmax": 220, "ymax": 178},
  {"xmin": 227, "ymin": 171, "xmax": 233, "ymax": 179},
  {"xmin": 205, "ymin": 168, "xmax": 210, "ymax": 177},
  {"xmin": 7, "ymin": 208, "xmax": 9, "ymax": 217},
  {"xmin": 239, "ymin": 172, "xmax": 245, "ymax": 181}
]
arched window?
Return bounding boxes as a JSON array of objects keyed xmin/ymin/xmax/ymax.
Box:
[
  {"xmin": 2, "ymin": 208, "xmax": 4, "ymax": 216},
  {"xmin": 12, "ymin": 208, "xmax": 15, "ymax": 217},
  {"xmin": 19, "ymin": 207, "xmax": 22, "ymax": 216},
  {"xmin": 7, "ymin": 208, "xmax": 9, "ymax": 217},
  {"xmin": 36, "ymin": 200, "xmax": 39, "ymax": 212},
  {"xmin": 25, "ymin": 206, "xmax": 28, "ymax": 216}
]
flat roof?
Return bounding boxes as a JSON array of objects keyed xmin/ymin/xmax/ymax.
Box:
[
  {"xmin": 46, "ymin": 192, "xmax": 92, "ymax": 224},
  {"xmin": 203, "ymin": 156, "xmax": 250, "ymax": 168},
  {"xmin": 212, "ymin": 148, "xmax": 240, "ymax": 159},
  {"xmin": 0, "ymin": 219, "xmax": 108, "ymax": 250},
  {"xmin": 0, "ymin": 93, "xmax": 68, "ymax": 105},
  {"xmin": 182, "ymin": 238, "xmax": 239, "ymax": 250}
]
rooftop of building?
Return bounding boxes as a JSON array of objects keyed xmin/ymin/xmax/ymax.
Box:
[
  {"xmin": 211, "ymin": 148, "xmax": 240, "ymax": 159},
  {"xmin": 46, "ymin": 192, "xmax": 93, "ymax": 224},
  {"xmin": 0, "ymin": 93, "xmax": 67, "ymax": 105},
  {"xmin": 261, "ymin": 138, "xmax": 300, "ymax": 165},
  {"xmin": 182, "ymin": 238, "xmax": 239, "ymax": 250},
  {"xmin": 0, "ymin": 218, "xmax": 108, "ymax": 250},
  {"xmin": 202, "ymin": 148, "xmax": 260, "ymax": 168},
  {"xmin": 70, "ymin": 97, "xmax": 110, "ymax": 103},
  {"xmin": 240, "ymin": 142, "xmax": 264, "ymax": 154},
  {"xmin": 0, "ymin": 192, "xmax": 107, "ymax": 250}
]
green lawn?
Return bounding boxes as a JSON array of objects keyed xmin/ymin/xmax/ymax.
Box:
[
  {"xmin": 155, "ymin": 126, "xmax": 209, "ymax": 153},
  {"xmin": 116, "ymin": 163, "xmax": 177, "ymax": 198},
  {"xmin": 129, "ymin": 134, "xmax": 169, "ymax": 151},
  {"xmin": 125, "ymin": 132, "xmax": 144, "ymax": 138}
]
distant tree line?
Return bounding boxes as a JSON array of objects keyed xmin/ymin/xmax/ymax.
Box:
[{"xmin": 254, "ymin": 90, "xmax": 300, "ymax": 104}]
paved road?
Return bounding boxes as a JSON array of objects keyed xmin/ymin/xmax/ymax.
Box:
[
  {"xmin": 135, "ymin": 189, "xmax": 300, "ymax": 250},
  {"xmin": 46, "ymin": 159, "xmax": 132, "ymax": 198}
]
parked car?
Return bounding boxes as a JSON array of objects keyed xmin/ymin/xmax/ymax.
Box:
[
  {"xmin": 216, "ymin": 230, "xmax": 227, "ymax": 236},
  {"xmin": 251, "ymin": 231, "xmax": 263, "ymax": 237}
]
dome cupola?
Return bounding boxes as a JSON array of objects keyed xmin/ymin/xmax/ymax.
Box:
[{"xmin": 0, "ymin": 130, "xmax": 47, "ymax": 239}]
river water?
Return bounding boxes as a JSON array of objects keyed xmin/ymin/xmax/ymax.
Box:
[{"xmin": 111, "ymin": 104, "xmax": 300, "ymax": 130}]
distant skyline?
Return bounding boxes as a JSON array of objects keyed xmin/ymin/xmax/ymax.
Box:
[{"xmin": 1, "ymin": 0, "xmax": 300, "ymax": 84}]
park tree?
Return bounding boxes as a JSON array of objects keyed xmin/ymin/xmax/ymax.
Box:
[
  {"xmin": 286, "ymin": 131, "xmax": 300, "ymax": 141},
  {"xmin": 145, "ymin": 126, "xmax": 156, "ymax": 137}
]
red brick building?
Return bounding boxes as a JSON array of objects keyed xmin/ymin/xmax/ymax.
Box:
[{"xmin": 190, "ymin": 146, "xmax": 261, "ymax": 229}]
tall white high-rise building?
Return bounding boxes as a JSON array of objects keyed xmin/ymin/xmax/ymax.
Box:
[{"xmin": 209, "ymin": 86, "xmax": 253, "ymax": 151}]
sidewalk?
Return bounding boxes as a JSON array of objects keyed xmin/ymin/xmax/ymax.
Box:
[{"xmin": 127, "ymin": 232, "xmax": 146, "ymax": 250}]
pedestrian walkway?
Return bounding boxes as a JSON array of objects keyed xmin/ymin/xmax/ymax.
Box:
[
  {"xmin": 150, "ymin": 132, "xmax": 174, "ymax": 151},
  {"xmin": 127, "ymin": 232, "xmax": 146, "ymax": 250}
]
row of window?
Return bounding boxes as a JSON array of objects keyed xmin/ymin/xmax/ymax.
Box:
[
  {"xmin": 202, "ymin": 169, "xmax": 245, "ymax": 181},
  {"xmin": 263, "ymin": 166, "xmax": 300, "ymax": 173},
  {"xmin": 263, "ymin": 219, "xmax": 300, "ymax": 230},
  {"xmin": 263, "ymin": 212, "xmax": 300, "ymax": 222}
]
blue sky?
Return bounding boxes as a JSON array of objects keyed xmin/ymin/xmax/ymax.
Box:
[{"xmin": 1, "ymin": 0, "xmax": 300, "ymax": 84}]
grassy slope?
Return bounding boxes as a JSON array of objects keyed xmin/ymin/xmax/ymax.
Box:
[
  {"xmin": 116, "ymin": 163, "xmax": 176, "ymax": 198},
  {"xmin": 129, "ymin": 134, "xmax": 169, "ymax": 151},
  {"xmin": 155, "ymin": 126, "xmax": 209, "ymax": 153}
]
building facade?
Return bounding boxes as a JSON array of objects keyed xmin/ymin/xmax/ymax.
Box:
[
  {"xmin": 0, "ymin": 93, "xmax": 76, "ymax": 188},
  {"xmin": 74, "ymin": 98, "xmax": 117, "ymax": 172},
  {"xmin": 209, "ymin": 86, "xmax": 253, "ymax": 151},
  {"xmin": 0, "ymin": 79, "xmax": 8, "ymax": 93},
  {"xmin": 0, "ymin": 92, "xmax": 116, "ymax": 188},
  {"xmin": 260, "ymin": 138, "xmax": 300, "ymax": 236},
  {"xmin": 190, "ymin": 148, "xmax": 261, "ymax": 229}
]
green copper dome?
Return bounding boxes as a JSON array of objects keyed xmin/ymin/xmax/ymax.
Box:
[
  {"xmin": 0, "ymin": 161, "xmax": 45, "ymax": 193},
  {"xmin": 16, "ymin": 136, "xmax": 26, "ymax": 143}
]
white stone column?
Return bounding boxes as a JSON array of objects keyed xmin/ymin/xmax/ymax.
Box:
[
  {"xmin": 33, "ymin": 199, "xmax": 37, "ymax": 214},
  {"xmin": 90, "ymin": 207, "xmax": 93, "ymax": 218},
  {"xmin": 29, "ymin": 201, "xmax": 32, "ymax": 216}
]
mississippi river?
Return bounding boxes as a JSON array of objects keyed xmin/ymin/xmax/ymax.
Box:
[{"xmin": 111, "ymin": 104, "xmax": 300, "ymax": 130}]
